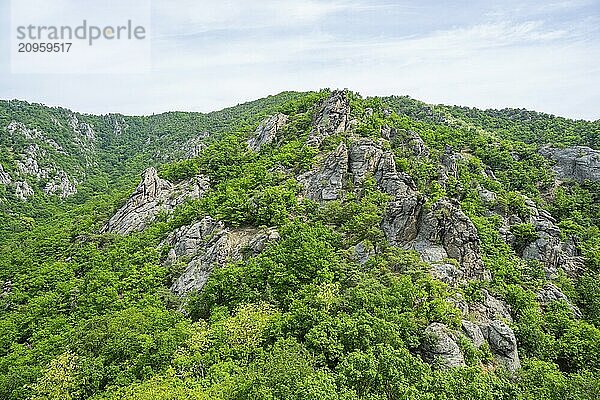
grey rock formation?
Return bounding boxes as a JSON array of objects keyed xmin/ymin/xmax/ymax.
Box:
[
  {"xmin": 168, "ymin": 216, "xmax": 279, "ymax": 294},
  {"xmin": 480, "ymin": 320, "xmax": 521, "ymax": 372},
  {"xmin": 43, "ymin": 170, "xmax": 77, "ymax": 198},
  {"xmin": 511, "ymin": 199, "xmax": 584, "ymax": 278},
  {"xmin": 470, "ymin": 289, "xmax": 513, "ymax": 323},
  {"xmin": 460, "ymin": 289, "xmax": 521, "ymax": 371},
  {"xmin": 15, "ymin": 181, "xmax": 34, "ymax": 200},
  {"xmin": 354, "ymin": 241, "xmax": 375, "ymax": 265},
  {"xmin": 440, "ymin": 146, "xmax": 462, "ymax": 183},
  {"xmin": 479, "ymin": 188, "xmax": 497, "ymax": 204},
  {"xmin": 537, "ymin": 284, "xmax": 582, "ymax": 318},
  {"xmin": 421, "ymin": 323, "xmax": 465, "ymax": 368},
  {"xmin": 462, "ymin": 320, "xmax": 485, "ymax": 347},
  {"xmin": 102, "ymin": 167, "xmax": 210, "ymax": 234},
  {"xmin": 183, "ymin": 132, "xmax": 210, "ymax": 159},
  {"xmin": 410, "ymin": 199, "xmax": 490, "ymax": 282},
  {"xmin": 300, "ymin": 137, "xmax": 487, "ymax": 283},
  {"xmin": 0, "ymin": 165, "xmax": 11, "ymax": 185},
  {"xmin": 374, "ymin": 151, "xmax": 424, "ymax": 245},
  {"xmin": 7, "ymin": 121, "xmax": 41, "ymax": 140},
  {"xmin": 430, "ymin": 262, "xmax": 464, "ymax": 285},
  {"xmin": 403, "ymin": 130, "xmax": 429, "ymax": 157},
  {"xmin": 306, "ymin": 91, "xmax": 351, "ymax": 148},
  {"xmin": 348, "ymin": 138, "xmax": 384, "ymax": 184},
  {"xmin": 447, "ymin": 293, "xmax": 470, "ymax": 316},
  {"xmin": 248, "ymin": 113, "xmax": 288, "ymax": 151},
  {"xmin": 539, "ymin": 145, "xmax": 600, "ymax": 183},
  {"xmin": 299, "ymin": 142, "xmax": 348, "ymax": 201}
]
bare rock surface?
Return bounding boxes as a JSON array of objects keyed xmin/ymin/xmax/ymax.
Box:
[
  {"xmin": 168, "ymin": 216, "xmax": 279, "ymax": 295},
  {"xmin": 421, "ymin": 323, "xmax": 465, "ymax": 368},
  {"xmin": 539, "ymin": 145, "xmax": 600, "ymax": 183},
  {"xmin": 102, "ymin": 167, "xmax": 209, "ymax": 234},
  {"xmin": 480, "ymin": 320, "xmax": 521, "ymax": 372},
  {"xmin": 470, "ymin": 289, "xmax": 513, "ymax": 323},
  {"xmin": 409, "ymin": 199, "xmax": 490, "ymax": 282},
  {"xmin": 248, "ymin": 113, "xmax": 288, "ymax": 151},
  {"xmin": 461, "ymin": 320, "xmax": 485, "ymax": 347},
  {"xmin": 306, "ymin": 91, "xmax": 351, "ymax": 148},
  {"xmin": 299, "ymin": 142, "xmax": 348, "ymax": 202},
  {"xmin": 537, "ymin": 283, "xmax": 582, "ymax": 318}
]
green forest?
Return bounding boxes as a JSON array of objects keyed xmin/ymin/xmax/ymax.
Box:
[{"xmin": 0, "ymin": 90, "xmax": 599, "ymax": 399}]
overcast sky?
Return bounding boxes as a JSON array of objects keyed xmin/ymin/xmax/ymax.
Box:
[{"xmin": 0, "ymin": 0, "xmax": 599, "ymax": 120}]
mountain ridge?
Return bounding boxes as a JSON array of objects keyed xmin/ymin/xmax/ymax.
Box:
[{"xmin": 0, "ymin": 89, "xmax": 599, "ymax": 399}]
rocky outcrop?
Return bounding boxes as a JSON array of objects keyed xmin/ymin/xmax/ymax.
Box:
[
  {"xmin": 15, "ymin": 181, "xmax": 34, "ymax": 200},
  {"xmin": 183, "ymin": 132, "xmax": 209, "ymax": 159},
  {"xmin": 102, "ymin": 167, "xmax": 210, "ymax": 234},
  {"xmin": 422, "ymin": 315, "xmax": 520, "ymax": 371},
  {"xmin": 456, "ymin": 289, "xmax": 520, "ymax": 372},
  {"xmin": 248, "ymin": 113, "xmax": 288, "ymax": 152},
  {"xmin": 461, "ymin": 320, "xmax": 485, "ymax": 347},
  {"xmin": 299, "ymin": 142, "xmax": 348, "ymax": 202},
  {"xmin": 168, "ymin": 216, "xmax": 279, "ymax": 295},
  {"xmin": 539, "ymin": 145, "xmax": 600, "ymax": 183},
  {"xmin": 497, "ymin": 198, "xmax": 584, "ymax": 278},
  {"xmin": 410, "ymin": 199, "xmax": 490, "ymax": 283},
  {"xmin": 300, "ymin": 137, "xmax": 487, "ymax": 283},
  {"xmin": 16, "ymin": 145, "xmax": 47, "ymax": 179},
  {"xmin": 43, "ymin": 170, "xmax": 77, "ymax": 198},
  {"xmin": 421, "ymin": 323, "xmax": 465, "ymax": 368},
  {"xmin": 401, "ymin": 130, "xmax": 429, "ymax": 157},
  {"xmin": 306, "ymin": 91, "xmax": 351, "ymax": 148},
  {"xmin": 469, "ymin": 289, "xmax": 513, "ymax": 323},
  {"xmin": 375, "ymin": 152, "xmax": 424, "ymax": 245},
  {"xmin": 439, "ymin": 146, "xmax": 462, "ymax": 184},
  {"xmin": 537, "ymin": 284, "xmax": 582, "ymax": 318}
]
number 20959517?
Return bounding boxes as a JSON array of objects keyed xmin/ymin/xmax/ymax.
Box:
[{"xmin": 18, "ymin": 42, "xmax": 72, "ymax": 52}]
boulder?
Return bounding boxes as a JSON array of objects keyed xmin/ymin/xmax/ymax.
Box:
[
  {"xmin": 462, "ymin": 320, "xmax": 485, "ymax": 347},
  {"xmin": 421, "ymin": 323, "xmax": 465, "ymax": 368},
  {"xmin": 480, "ymin": 320, "xmax": 521, "ymax": 372}
]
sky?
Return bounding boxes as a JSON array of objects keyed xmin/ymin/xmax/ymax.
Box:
[{"xmin": 0, "ymin": 0, "xmax": 599, "ymax": 120}]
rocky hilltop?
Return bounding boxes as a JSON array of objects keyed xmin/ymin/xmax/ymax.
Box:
[
  {"xmin": 1, "ymin": 90, "xmax": 599, "ymax": 399},
  {"xmin": 96, "ymin": 90, "xmax": 595, "ymax": 373}
]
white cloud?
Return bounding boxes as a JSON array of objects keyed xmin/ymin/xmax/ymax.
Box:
[{"xmin": 0, "ymin": 0, "xmax": 598, "ymax": 120}]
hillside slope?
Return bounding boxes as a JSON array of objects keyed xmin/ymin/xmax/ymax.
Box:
[{"xmin": 0, "ymin": 90, "xmax": 599, "ymax": 399}]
